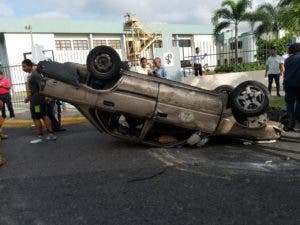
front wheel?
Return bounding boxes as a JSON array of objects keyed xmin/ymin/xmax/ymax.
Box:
[{"xmin": 230, "ymin": 81, "xmax": 269, "ymax": 117}]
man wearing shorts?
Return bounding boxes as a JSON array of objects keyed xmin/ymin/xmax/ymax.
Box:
[{"xmin": 22, "ymin": 59, "xmax": 56, "ymax": 144}]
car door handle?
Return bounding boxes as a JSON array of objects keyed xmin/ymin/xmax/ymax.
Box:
[
  {"xmin": 157, "ymin": 112, "xmax": 168, "ymax": 117},
  {"xmin": 103, "ymin": 100, "xmax": 115, "ymax": 107}
]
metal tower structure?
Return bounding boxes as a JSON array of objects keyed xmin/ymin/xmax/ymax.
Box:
[{"xmin": 123, "ymin": 13, "xmax": 161, "ymax": 65}]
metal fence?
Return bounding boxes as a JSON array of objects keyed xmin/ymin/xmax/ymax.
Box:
[
  {"xmin": 0, "ymin": 65, "xmax": 28, "ymax": 111},
  {"xmin": 0, "ymin": 50, "xmax": 92, "ymax": 110}
]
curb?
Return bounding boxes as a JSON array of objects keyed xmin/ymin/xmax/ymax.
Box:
[{"xmin": 3, "ymin": 117, "xmax": 87, "ymax": 127}]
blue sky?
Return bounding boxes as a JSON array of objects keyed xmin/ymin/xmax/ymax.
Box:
[{"xmin": 1, "ymin": 0, "xmax": 274, "ymax": 25}]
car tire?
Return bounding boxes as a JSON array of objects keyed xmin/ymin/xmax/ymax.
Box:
[
  {"xmin": 230, "ymin": 80, "xmax": 269, "ymax": 117},
  {"xmin": 214, "ymin": 85, "xmax": 234, "ymax": 95},
  {"xmin": 215, "ymin": 85, "xmax": 234, "ymax": 108},
  {"xmin": 87, "ymin": 45, "xmax": 121, "ymax": 80}
]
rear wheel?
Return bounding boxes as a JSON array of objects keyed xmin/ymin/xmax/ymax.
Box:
[{"xmin": 86, "ymin": 45, "xmax": 121, "ymax": 80}]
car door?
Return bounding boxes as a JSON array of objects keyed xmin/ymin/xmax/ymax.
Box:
[
  {"xmin": 95, "ymin": 75, "xmax": 158, "ymax": 119},
  {"xmin": 154, "ymin": 82, "xmax": 224, "ymax": 133}
]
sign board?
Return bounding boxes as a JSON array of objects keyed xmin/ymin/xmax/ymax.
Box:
[{"xmin": 163, "ymin": 52, "xmax": 174, "ymax": 67}]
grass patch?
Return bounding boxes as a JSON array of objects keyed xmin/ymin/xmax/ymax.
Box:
[
  {"xmin": 0, "ymin": 153, "xmax": 6, "ymax": 167},
  {"xmin": 270, "ymin": 96, "xmax": 285, "ymax": 109}
]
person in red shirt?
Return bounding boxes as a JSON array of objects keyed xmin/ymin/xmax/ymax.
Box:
[
  {"xmin": 0, "ymin": 70, "xmax": 15, "ymax": 119},
  {"xmin": 0, "ymin": 99, "xmax": 8, "ymax": 167}
]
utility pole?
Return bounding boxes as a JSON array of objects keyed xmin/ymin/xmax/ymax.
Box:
[{"xmin": 25, "ymin": 25, "xmax": 38, "ymax": 62}]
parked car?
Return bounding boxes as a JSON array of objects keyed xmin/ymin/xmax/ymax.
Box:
[{"xmin": 37, "ymin": 46, "xmax": 281, "ymax": 147}]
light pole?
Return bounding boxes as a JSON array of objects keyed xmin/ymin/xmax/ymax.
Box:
[
  {"xmin": 225, "ymin": 29, "xmax": 233, "ymax": 65},
  {"xmin": 25, "ymin": 25, "xmax": 37, "ymax": 62}
]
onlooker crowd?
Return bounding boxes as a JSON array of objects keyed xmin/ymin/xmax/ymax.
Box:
[{"xmin": 131, "ymin": 57, "xmax": 168, "ymax": 79}]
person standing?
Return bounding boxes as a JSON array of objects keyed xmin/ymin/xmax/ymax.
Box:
[
  {"xmin": 132, "ymin": 57, "xmax": 152, "ymax": 75},
  {"xmin": 191, "ymin": 47, "xmax": 207, "ymax": 76},
  {"xmin": 0, "ymin": 70, "xmax": 15, "ymax": 119},
  {"xmin": 283, "ymin": 43, "xmax": 300, "ymax": 131},
  {"xmin": 22, "ymin": 59, "xmax": 57, "ymax": 144},
  {"xmin": 152, "ymin": 57, "xmax": 167, "ymax": 79},
  {"xmin": 0, "ymin": 99, "xmax": 8, "ymax": 167},
  {"xmin": 265, "ymin": 46, "xmax": 284, "ymax": 97}
]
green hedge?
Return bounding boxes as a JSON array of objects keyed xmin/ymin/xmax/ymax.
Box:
[
  {"xmin": 256, "ymin": 35, "xmax": 294, "ymax": 62},
  {"xmin": 214, "ymin": 63, "xmax": 265, "ymax": 73}
]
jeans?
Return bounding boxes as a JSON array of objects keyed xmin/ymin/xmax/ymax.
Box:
[
  {"xmin": 46, "ymin": 100, "xmax": 60, "ymax": 130},
  {"xmin": 0, "ymin": 93, "xmax": 15, "ymax": 118},
  {"xmin": 284, "ymin": 86, "xmax": 300, "ymax": 128},
  {"xmin": 194, "ymin": 64, "xmax": 202, "ymax": 76},
  {"xmin": 268, "ymin": 74, "xmax": 280, "ymax": 95}
]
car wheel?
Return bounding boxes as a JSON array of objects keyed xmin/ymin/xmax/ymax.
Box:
[
  {"xmin": 214, "ymin": 85, "xmax": 234, "ymax": 108},
  {"xmin": 230, "ymin": 81, "xmax": 269, "ymax": 117},
  {"xmin": 214, "ymin": 85, "xmax": 234, "ymax": 95},
  {"xmin": 87, "ymin": 45, "xmax": 121, "ymax": 80}
]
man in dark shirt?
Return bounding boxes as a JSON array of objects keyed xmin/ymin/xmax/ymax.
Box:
[
  {"xmin": 22, "ymin": 59, "xmax": 56, "ymax": 143},
  {"xmin": 283, "ymin": 43, "xmax": 300, "ymax": 131}
]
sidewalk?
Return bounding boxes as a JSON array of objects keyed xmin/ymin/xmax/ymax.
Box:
[{"xmin": 3, "ymin": 103, "xmax": 87, "ymax": 127}]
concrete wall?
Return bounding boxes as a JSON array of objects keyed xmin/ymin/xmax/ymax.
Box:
[
  {"xmin": 54, "ymin": 33, "xmax": 123, "ymax": 61},
  {"xmin": 4, "ymin": 33, "xmax": 56, "ymax": 92},
  {"xmin": 154, "ymin": 32, "xmax": 182, "ymax": 81},
  {"xmin": 241, "ymin": 34, "xmax": 256, "ymax": 63},
  {"xmin": 0, "ymin": 42, "xmax": 8, "ymax": 67},
  {"xmin": 182, "ymin": 70, "xmax": 282, "ymax": 90},
  {"xmin": 4, "ymin": 33, "xmax": 55, "ymax": 65}
]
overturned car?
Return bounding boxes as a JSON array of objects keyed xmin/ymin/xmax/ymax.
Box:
[{"xmin": 37, "ymin": 46, "xmax": 281, "ymax": 147}]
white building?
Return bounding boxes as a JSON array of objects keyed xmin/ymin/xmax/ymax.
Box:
[
  {"xmin": 216, "ymin": 31, "xmax": 257, "ymax": 66},
  {"xmin": 0, "ymin": 18, "xmax": 217, "ymax": 65},
  {"xmin": 0, "ymin": 18, "xmax": 218, "ymax": 90}
]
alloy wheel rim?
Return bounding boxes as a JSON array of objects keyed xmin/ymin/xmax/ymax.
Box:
[{"xmin": 237, "ymin": 85, "xmax": 264, "ymax": 111}]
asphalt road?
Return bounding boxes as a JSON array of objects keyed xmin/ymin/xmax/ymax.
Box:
[{"xmin": 0, "ymin": 123, "xmax": 299, "ymax": 225}]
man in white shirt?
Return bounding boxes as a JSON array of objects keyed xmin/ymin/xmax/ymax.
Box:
[
  {"xmin": 191, "ymin": 47, "xmax": 207, "ymax": 76},
  {"xmin": 131, "ymin": 57, "xmax": 151, "ymax": 75},
  {"xmin": 265, "ymin": 46, "xmax": 284, "ymax": 97}
]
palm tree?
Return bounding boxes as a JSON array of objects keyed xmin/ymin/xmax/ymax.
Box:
[
  {"xmin": 212, "ymin": 0, "xmax": 252, "ymax": 67},
  {"xmin": 279, "ymin": 0, "xmax": 300, "ymax": 33},
  {"xmin": 247, "ymin": 3, "xmax": 282, "ymax": 39},
  {"xmin": 279, "ymin": 0, "xmax": 300, "ymax": 7}
]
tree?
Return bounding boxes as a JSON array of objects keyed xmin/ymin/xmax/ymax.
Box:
[
  {"xmin": 247, "ymin": 3, "xmax": 282, "ymax": 39},
  {"xmin": 279, "ymin": 0, "xmax": 300, "ymax": 34},
  {"xmin": 212, "ymin": 0, "xmax": 253, "ymax": 68},
  {"xmin": 256, "ymin": 34, "xmax": 294, "ymax": 62}
]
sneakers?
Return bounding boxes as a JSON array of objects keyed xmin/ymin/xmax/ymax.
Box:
[
  {"xmin": 0, "ymin": 134, "xmax": 8, "ymax": 140},
  {"xmin": 30, "ymin": 135, "xmax": 43, "ymax": 144},
  {"xmin": 0, "ymin": 153, "xmax": 6, "ymax": 167},
  {"xmin": 0, "ymin": 128, "xmax": 8, "ymax": 140},
  {"xmin": 30, "ymin": 133, "xmax": 57, "ymax": 143},
  {"xmin": 46, "ymin": 133, "xmax": 57, "ymax": 141}
]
